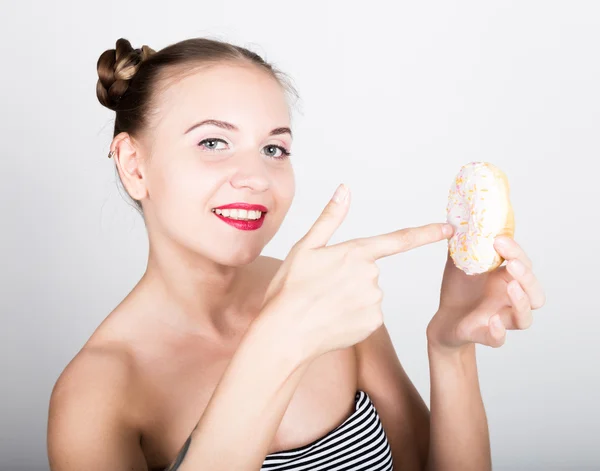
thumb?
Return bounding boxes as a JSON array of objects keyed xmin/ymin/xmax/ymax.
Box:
[
  {"xmin": 296, "ymin": 184, "xmax": 351, "ymax": 249},
  {"xmin": 461, "ymin": 313, "xmax": 507, "ymax": 348}
]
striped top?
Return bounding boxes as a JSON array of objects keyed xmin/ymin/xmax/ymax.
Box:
[{"xmin": 261, "ymin": 390, "xmax": 393, "ymax": 471}]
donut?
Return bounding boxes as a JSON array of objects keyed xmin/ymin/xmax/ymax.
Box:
[{"xmin": 446, "ymin": 162, "xmax": 515, "ymax": 275}]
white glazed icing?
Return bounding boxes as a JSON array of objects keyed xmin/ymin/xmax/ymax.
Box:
[{"xmin": 446, "ymin": 162, "xmax": 510, "ymax": 275}]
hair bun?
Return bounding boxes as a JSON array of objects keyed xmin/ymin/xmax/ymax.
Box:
[{"xmin": 96, "ymin": 38, "xmax": 156, "ymax": 111}]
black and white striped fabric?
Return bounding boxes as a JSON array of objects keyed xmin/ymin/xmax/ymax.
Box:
[{"xmin": 261, "ymin": 390, "xmax": 393, "ymax": 471}]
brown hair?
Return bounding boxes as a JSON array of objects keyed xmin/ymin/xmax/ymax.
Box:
[{"xmin": 96, "ymin": 37, "xmax": 299, "ymax": 213}]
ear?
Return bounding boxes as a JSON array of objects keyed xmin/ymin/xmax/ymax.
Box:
[{"xmin": 110, "ymin": 133, "xmax": 148, "ymax": 203}]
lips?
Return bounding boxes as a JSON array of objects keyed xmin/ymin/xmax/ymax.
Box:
[
  {"xmin": 213, "ymin": 210, "xmax": 266, "ymax": 231},
  {"xmin": 211, "ymin": 202, "xmax": 268, "ymax": 231}
]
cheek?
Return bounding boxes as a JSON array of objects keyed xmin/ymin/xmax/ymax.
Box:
[
  {"xmin": 149, "ymin": 160, "xmax": 220, "ymax": 229},
  {"xmin": 155, "ymin": 157, "xmax": 216, "ymax": 201},
  {"xmin": 273, "ymin": 167, "xmax": 296, "ymax": 210}
]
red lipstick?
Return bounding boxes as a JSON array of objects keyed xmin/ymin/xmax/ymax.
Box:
[{"xmin": 212, "ymin": 203, "xmax": 268, "ymax": 231}]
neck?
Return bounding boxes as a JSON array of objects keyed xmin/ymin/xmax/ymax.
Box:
[{"xmin": 137, "ymin": 234, "xmax": 261, "ymax": 339}]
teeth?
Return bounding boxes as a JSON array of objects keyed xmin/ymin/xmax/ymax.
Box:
[{"xmin": 214, "ymin": 208, "xmax": 263, "ymax": 220}]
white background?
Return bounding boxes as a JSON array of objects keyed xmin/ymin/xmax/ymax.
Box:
[{"xmin": 1, "ymin": 1, "xmax": 598, "ymax": 470}]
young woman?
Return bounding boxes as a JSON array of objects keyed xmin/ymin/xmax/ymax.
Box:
[{"xmin": 47, "ymin": 37, "xmax": 545, "ymax": 471}]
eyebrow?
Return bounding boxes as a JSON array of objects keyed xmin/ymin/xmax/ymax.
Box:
[{"xmin": 184, "ymin": 119, "xmax": 292, "ymax": 139}]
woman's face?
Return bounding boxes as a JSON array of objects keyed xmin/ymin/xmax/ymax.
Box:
[{"xmin": 140, "ymin": 62, "xmax": 296, "ymax": 266}]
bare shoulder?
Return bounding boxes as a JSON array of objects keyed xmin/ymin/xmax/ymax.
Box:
[
  {"xmin": 49, "ymin": 344, "xmax": 136, "ymax": 411},
  {"xmin": 48, "ymin": 344, "xmax": 147, "ymax": 470}
]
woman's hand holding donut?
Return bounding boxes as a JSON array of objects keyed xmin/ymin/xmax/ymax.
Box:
[
  {"xmin": 259, "ymin": 184, "xmax": 454, "ymax": 363},
  {"xmin": 426, "ymin": 236, "xmax": 546, "ymax": 351}
]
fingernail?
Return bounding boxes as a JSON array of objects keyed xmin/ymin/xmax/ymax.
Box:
[
  {"xmin": 443, "ymin": 224, "xmax": 454, "ymax": 237},
  {"xmin": 509, "ymin": 259, "xmax": 526, "ymax": 276},
  {"xmin": 492, "ymin": 316, "xmax": 504, "ymax": 334},
  {"xmin": 333, "ymin": 184, "xmax": 348, "ymax": 203},
  {"xmin": 511, "ymin": 282, "xmax": 525, "ymax": 300},
  {"xmin": 494, "ymin": 237, "xmax": 509, "ymax": 248}
]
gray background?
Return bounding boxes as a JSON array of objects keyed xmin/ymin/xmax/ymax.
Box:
[{"xmin": 1, "ymin": 1, "xmax": 598, "ymax": 470}]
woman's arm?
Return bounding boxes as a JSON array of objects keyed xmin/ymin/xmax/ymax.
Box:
[
  {"xmin": 425, "ymin": 341, "xmax": 491, "ymax": 471},
  {"xmin": 171, "ymin": 310, "xmax": 311, "ymax": 471},
  {"xmin": 423, "ymin": 237, "xmax": 546, "ymax": 471},
  {"xmin": 355, "ymin": 324, "xmax": 491, "ymax": 471}
]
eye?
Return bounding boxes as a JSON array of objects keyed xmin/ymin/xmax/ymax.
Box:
[
  {"xmin": 198, "ymin": 138, "xmax": 228, "ymax": 151},
  {"xmin": 263, "ymin": 144, "xmax": 291, "ymax": 160},
  {"xmin": 197, "ymin": 138, "xmax": 291, "ymax": 160}
]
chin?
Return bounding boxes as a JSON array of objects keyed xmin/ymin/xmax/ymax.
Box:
[{"xmin": 210, "ymin": 246, "xmax": 264, "ymax": 267}]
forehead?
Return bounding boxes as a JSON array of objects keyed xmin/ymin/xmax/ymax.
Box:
[{"xmin": 153, "ymin": 62, "xmax": 291, "ymax": 131}]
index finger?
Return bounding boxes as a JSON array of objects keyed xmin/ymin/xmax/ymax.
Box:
[{"xmin": 350, "ymin": 223, "xmax": 454, "ymax": 260}]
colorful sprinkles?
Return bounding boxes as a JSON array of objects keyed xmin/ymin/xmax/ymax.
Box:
[{"xmin": 446, "ymin": 162, "xmax": 507, "ymax": 275}]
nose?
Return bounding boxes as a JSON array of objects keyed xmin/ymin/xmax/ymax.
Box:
[{"xmin": 229, "ymin": 152, "xmax": 270, "ymax": 192}]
